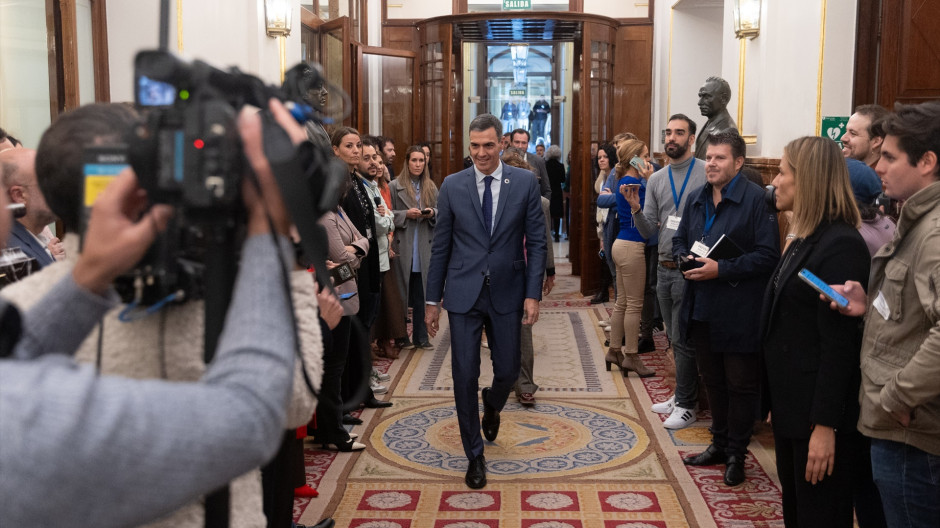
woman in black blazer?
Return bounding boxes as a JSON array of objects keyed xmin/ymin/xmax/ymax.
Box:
[{"xmin": 761, "ymin": 136, "xmax": 875, "ymax": 527}]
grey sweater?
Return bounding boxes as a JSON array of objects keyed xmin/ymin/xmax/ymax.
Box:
[
  {"xmin": 0, "ymin": 234, "xmax": 297, "ymax": 528},
  {"xmin": 634, "ymin": 156, "xmax": 707, "ymax": 262}
]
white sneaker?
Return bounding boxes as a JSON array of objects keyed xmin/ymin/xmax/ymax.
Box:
[
  {"xmin": 650, "ymin": 395, "xmax": 675, "ymax": 414},
  {"xmin": 598, "ymin": 319, "xmax": 611, "ymax": 329},
  {"xmin": 373, "ymin": 369, "xmax": 390, "ymax": 382},
  {"xmin": 663, "ymin": 405, "xmax": 697, "ymax": 429},
  {"xmin": 370, "ymin": 382, "xmax": 388, "ymax": 394}
]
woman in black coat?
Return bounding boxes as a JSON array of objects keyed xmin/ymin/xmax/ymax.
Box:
[
  {"xmin": 545, "ymin": 145, "xmax": 566, "ymax": 240},
  {"xmin": 761, "ymin": 136, "xmax": 877, "ymax": 527}
]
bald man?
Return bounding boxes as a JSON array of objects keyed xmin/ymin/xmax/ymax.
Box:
[{"xmin": 0, "ymin": 149, "xmax": 59, "ymax": 268}]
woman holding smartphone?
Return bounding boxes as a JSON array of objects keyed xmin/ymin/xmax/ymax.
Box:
[
  {"xmin": 389, "ymin": 146, "xmax": 439, "ymax": 349},
  {"xmin": 597, "ymin": 139, "xmax": 655, "ymax": 377},
  {"xmin": 760, "ymin": 136, "xmax": 878, "ymax": 527}
]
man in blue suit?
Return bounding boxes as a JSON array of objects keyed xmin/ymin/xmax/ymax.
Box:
[
  {"xmin": 1, "ymin": 149, "xmax": 57, "ymax": 269},
  {"xmin": 425, "ymin": 113, "xmax": 547, "ymax": 489}
]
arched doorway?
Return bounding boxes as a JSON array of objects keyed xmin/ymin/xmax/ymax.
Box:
[{"xmin": 415, "ymin": 13, "xmax": 653, "ymax": 295}]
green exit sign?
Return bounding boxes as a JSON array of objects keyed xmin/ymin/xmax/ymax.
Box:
[{"xmin": 503, "ymin": 0, "xmax": 531, "ymax": 10}]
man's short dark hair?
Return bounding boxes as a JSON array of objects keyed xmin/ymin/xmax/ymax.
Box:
[
  {"xmin": 704, "ymin": 76, "xmax": 732, "ymax": 104},
  {"xmin": 668, "ymin": 113, "xmax": 697, "ymax": 136},
  {"xmin": 376, "ymin": 135, "xmax": 393, "ymax": 149},
  {"xmin": 854, "ymin": 104, "xmax": 889, "ymax": 139},
  {"xmin": 361, "ymin": 135, "xmax": 381, "ymax": 152},
  {"xmin": 881, "ymin": 101, "xmax": 940, "ymax": 177},
  {"xmin": 706, "ymin": 130, "xmax": 746, "ymax": 160},
  {"xmin": 469, "ymin": 114, "xmax": 502, "ymax": 137},
  {"xmin": 510, "ymin": 128, "xmax": 530, "ymax": 143},
  {"xmin": 35, "ymin": 103, "xmax": 139, "ymax": 232}
]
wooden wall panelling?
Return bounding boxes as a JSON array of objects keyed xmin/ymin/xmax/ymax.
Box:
[
  {"xmin": 876, "ymin": 0, "xmax": 940, "ymax": 106},
  {"xmin": 91, "ymin": 0, "xmax": 109, "ymax": 102},
  {"xmin": 613, "ymin": 24, "xmax": 653, "ymax": 146},
  {"xmin": 58, "ymin": 0, "xmax": 81, "ymax": 112},
  {"xmin": 383, "ymin": 23, "xmax": 419, "ymax": 52},
  {"xmin": 851, "ymin": 0, "xmax": 878, "ymax": 106}
]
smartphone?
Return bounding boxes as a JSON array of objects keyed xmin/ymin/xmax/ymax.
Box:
[
  {"xmin": 629, "ymin": 156, "xmax": 647, "ymax": 171},
  {"xmin": 798, "ymin": 268, "xmax": 849, "ymax": 308},
  {"xmin": 421, "ymin": 208, "xmax": 433, "ymax": 216},
  {"xmin": 339, "ymin": 291, "xmax": 357, "ymax": 300}
]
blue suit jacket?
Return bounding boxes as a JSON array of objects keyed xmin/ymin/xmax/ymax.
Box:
[
  {"xmin": 426, "ymin": 164, "xmax": 547, "ymax": 315},
  {"xmin": 7, "ymin": 221, "xmax": 54, "ymax": 269}
]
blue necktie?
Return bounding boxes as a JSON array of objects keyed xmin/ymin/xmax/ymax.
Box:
[{"xmin": 483, "ymin": 175, "xmax": 494, "ymax": 235}]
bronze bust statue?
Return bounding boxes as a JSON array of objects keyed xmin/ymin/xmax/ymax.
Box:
[{"xmin": 694, "ymin": 76, "xmax": 738, "ymax": 160}]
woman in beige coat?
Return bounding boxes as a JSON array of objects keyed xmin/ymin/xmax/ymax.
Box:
[{"xmin": 389, "ymin": 146, "xmax": 438, "ymax": 349}]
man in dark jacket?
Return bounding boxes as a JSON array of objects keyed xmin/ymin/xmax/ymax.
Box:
[{"xmin": 673, "ymin": 131, "xmax": 779, "ymax": 487}]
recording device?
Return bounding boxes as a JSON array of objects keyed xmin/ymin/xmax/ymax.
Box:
[
  {"xmin": 115, "ymin": 49, "xmax": 349, "ymax": 306},
  {"xmin": 678, "ymin": 255, "xmax": 703, "ymax": 272},
  {"xmin": 339, "ymin": 291, "xmax": 357, "ymax": 300},
  {"xmin": 798, "ymin": 268, "xmax": 849, "ymax": 309},
  {"xmin": 629, "ymin": 156, "xmax": 647, "ymax": 172},
  {"xmin": 764, "ymin": 184, "xmax": 778, "ymax": 212}
]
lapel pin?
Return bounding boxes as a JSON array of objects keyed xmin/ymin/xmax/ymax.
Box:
[{"xmin": 504, "ymin": 178, "xmax": 510, "ymax": 184}]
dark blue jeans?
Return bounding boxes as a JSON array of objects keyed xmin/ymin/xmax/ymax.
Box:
[{"xmin": 871, "ymin": 438, "xmax": 940, "ymax": 527}]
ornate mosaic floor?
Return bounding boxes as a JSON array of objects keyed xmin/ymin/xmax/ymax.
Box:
[{"xmin": 296, "ymin": 250, "xmax": 785, "ymax": 527}]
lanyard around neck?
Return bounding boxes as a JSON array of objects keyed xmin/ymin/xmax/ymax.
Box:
[{"xmin": 668, "ymin": 158, "xmax": 695, "ymax": 211}]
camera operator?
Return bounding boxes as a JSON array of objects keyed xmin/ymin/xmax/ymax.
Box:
[{"xmin": 0, "ymin": 100, "xmax": 315, "ymax": 528}]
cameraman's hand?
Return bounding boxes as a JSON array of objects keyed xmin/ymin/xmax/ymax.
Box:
[
  {"xmin": 72, "ymin": 169, "xmax": 173, "ymax": 295},
  {"xmin": 316, "ymin": 286, "xmax": 344, "ymax": 330},
  {"xmin": 238, "ymin": 99, "xmax": 306, "ymax": 236}
]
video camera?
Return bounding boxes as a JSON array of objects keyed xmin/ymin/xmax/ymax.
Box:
[{"xmin": 111, "ymin": 49, "xmax": 347, "ymax": 307}]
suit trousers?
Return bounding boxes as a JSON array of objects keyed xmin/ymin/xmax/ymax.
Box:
[
  {"xmin": 514, "ymin": 323, "xmax": 539, "ymax": 395},
  {"xmin": 449, "ymin": 283, "xmax": 522, "ymax": 460},
  {"xmin": 688, "ymin": 320, "xmax": 759, "ymax": 457},
  {"xmin": 312, "ymin": 316, "xmax": 351, "ymax": 444},
  {"xmin": 774, "ymin": 430, "xmax": 866, "ymax": 528}
]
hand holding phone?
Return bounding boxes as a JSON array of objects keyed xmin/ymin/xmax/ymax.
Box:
[
  {"xmin": 628, "ymin": 156, "xmax": 646, "ymax": 172},
  {"xmin": 798, "ymin": 268, "xmax": 849, "ymax": 309},
  {"xmin": 421, "ymin": 208, "xmax": 433, "ymax": 216}
]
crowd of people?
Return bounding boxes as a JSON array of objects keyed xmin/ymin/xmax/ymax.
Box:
[
  {"xmin": 588, "ymin": 99, "xmax": 940, "ymax": 527},
  {"xmin": 1, "ymin": 83, "xmax": 938, "ymax": 528}
]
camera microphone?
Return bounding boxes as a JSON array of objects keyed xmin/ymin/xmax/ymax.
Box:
[
  {"xmin": 764, "ymin": 185, "xmax": 778, "ymax": 213},
  {"xmin": 374, "ymin": 196, "xmax": 382, "ymax": 206}
]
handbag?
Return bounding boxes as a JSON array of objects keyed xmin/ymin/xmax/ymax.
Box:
[{"xmin": 330, "ymin": 262, "xmax": 356, "ymax": 285}]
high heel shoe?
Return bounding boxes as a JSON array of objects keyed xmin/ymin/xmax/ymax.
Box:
[
  {"xmin": 605, "ymin": 347, "xmax": 625, "ymax": 371},
  {"xmin": 621, "ymin": 353, "xmax": 656, "ymax": 378}
]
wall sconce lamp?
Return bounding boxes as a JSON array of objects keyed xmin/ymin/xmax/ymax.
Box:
[
  {"xmin": 264, "ymin": 0, "xmax": 292, "ymax": 82},
  {"xmin": 264, "ymin": 0, "xmax": 292, "ymax": 37},
  {"xmin": 733, "ymin": 0, "xmax": 761, "ymax": 40}
]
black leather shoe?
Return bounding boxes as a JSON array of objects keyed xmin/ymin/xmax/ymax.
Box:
[
  {"xmin": 364, "ymin": 397, "xmax": 393, "ymax": 408},
  {"xmin": 481, "ymin": 388, "xmax": 500, "ymax": 442},
  {"xmin": 637, "ymin": 337, "xmax": 656, "ymax": 354},
  {"xmin": 683, "ymin": 444, "xmax": 727, "ymax": 466},
  {"xmin": 724, "ymin": 455, "xmax": 746, "ymax": 486},
  {"xmin": 342, "ymin": 413, "xmax": 362, "ymax": 425},
  {"xmin": 589, "ymin": 292, "xmax": 609, "ymax": 304},
  {"xmin": 465, "ymin": 455, "xmax": 487, "ymax": 489}
]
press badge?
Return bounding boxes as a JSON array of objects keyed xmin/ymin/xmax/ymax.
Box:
[
  {"xmin": 691, "ymin": 241, "xmax": 710, "ymax": 257},
  {"xmin": 666, "ymin": 215, "xmax": 681, "ymax": 230},
  {"xmin": 873, "ymin": 291, "xmax": 890, "ymax": 320}
]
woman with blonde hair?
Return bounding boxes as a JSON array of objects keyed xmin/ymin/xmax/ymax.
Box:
[
  {"xmin": 760, "ymin": 136, "xmax": 877, "ymax": 527},
  {"xmin": 597, "ymin": 138, "xmax": 655, "ymax": 377},
  {"xmin": 389, "ymin": 146, "xmax": 439, "ymax": 349}
]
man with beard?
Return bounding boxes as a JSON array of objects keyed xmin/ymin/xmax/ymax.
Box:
[
  {"xmin": 841, "ymin": 104, "xmax": 888, "ymax": 170},
  {"xmin": 627, "ymin": 114, "xmax": 706, "ymax": 429},
  {"xmin": 1, "ymin": 148, "xmax": 60, "ymax": 268},
  {"xmin": 694, "ymin": 77, "xmax": 737, "ymax": 161}
]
